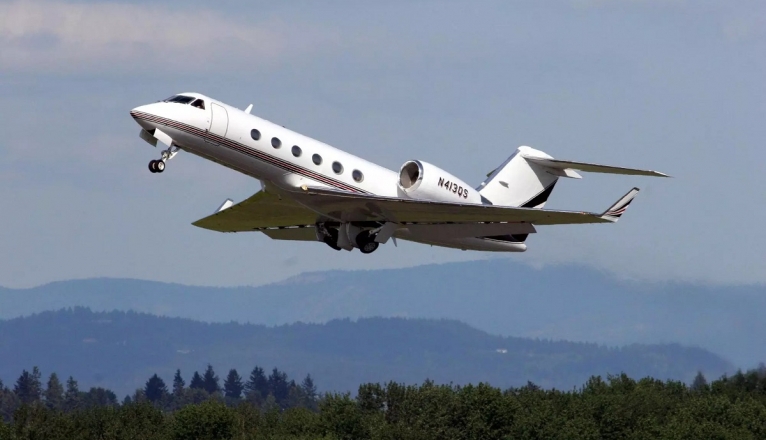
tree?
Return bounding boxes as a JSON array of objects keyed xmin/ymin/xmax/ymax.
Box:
[
  {"xmin": 145, "ymin": 374, "xmax": 168, "ymax": 403},
  {"xmin": 82, "ymin": 387, "xmax": 118, "ymax": 407},
  {"xmin": 692, "ymin": 371, "xmax": 709, "ymax": 392},
  {"xmin": 13, "ymin": 367, "xmax": 42, "ymax": 404},
  {"xmin": 44, "ymin": 373, "xmax": 64, "ymax": 410},
  {"xmin": 173, "ymin": 369, "xmax": 185, "ymax": 396},
  {"xmin": 190, "ymin": 371, "xmax": 204, "ymax": 390},
  {"xmin": 245, "ymin": 366, "xmax": 269, "ymax": 400},
  {"xmin": 223, "ymin": 369, "xmax": 244, "ymax": 399},
  {"xmin": 64, "ymin": 376, "xmax": 81, "ymax": 411},
  {"xmin": 301, "ymin": 374, "xmax": 317, "ymax": 403},
  {"xmin": 268, "ymin": 368, "xmax": 290, "ymax": 405},
  {"xmin": 173, "ymin": 400, "xmax": 235, "ymax": 440},
  {"xmin": 202, "ymin": 365, "xmax": 220, "ymax": 394}
]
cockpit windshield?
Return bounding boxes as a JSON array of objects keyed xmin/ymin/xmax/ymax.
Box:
[{"xmin": 163, "ymin": 95, "xmax": 196, "ymax": 104}]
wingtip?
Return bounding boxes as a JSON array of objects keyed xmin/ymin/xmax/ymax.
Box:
[{"xmin": 601, "ymin": 188, "xmax": 640, "ymax": 222}]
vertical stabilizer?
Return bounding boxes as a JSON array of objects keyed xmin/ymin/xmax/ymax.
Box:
[{"xmin": 477, "ymin": 146, "xmax": 561, "ymax": 208}]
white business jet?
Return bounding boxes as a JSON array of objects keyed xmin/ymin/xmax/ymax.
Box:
[{"xmin": 130, "ymin": 93, "xmax": 667, "ymax": 254}]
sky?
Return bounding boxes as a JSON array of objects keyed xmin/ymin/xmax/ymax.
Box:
[{"xmin": 0, "ymin": 0, "xmax": 764, "ymax": 288}]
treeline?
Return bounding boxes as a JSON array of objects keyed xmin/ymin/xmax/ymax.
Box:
[
  {"xmin": 0, "ymin": 364, "xmax": 316, "ymax": 422},
  {"xmin": 3, "ymin": 368, "xmax": 766, "ymax": 439}
]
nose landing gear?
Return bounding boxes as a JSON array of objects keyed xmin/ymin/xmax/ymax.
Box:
[
  {"xmin": 148, "ymin": 160, "xmax": 165, "ymax": 173},
  {"xmin": 148, "ymin": 146, "xmax": 179, "ymax": 174}
]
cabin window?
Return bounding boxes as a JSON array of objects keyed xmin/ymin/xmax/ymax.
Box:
[
  {"xmin": 251, "ymin": 129, "xmax": 261, "ymax": 141},
  {"xmin": 332, "ymin": 161, "xmax": 344, "ymax": 174},
  {"xmin": 271, "ymin": 137, "xmax": 281, "ymax": 149},
  {"xmin": 292, "ymin": 146, "xmax": 302, "ymax": 157},
  {"xmin": 312, "ymin": 154, "xmax": 322, "ymax": 165},
  {"xmin": 352, "ymin": 169, "xmax": 364, "ymax": 182},
  {"xmin": 191, "ymin": 99, "xmax": 205, "ymax": 110}
]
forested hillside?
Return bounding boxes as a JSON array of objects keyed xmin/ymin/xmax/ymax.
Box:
[
  {"xmin": 1, "ymin": 260, "xmax": 765, "ymax": 366},
  {"xmin": 0, "ymin": 308, "xmax": 731, "ymax": 397}
]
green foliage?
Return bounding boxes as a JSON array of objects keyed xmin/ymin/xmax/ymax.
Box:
[
  {"xmin": 244, "ymin": 366, "xmax": 268, "ymax": 405},
  {"xmin": 13, "ymin": 368, "xmax": 41, "ymax": 405},
  {"xmin": 63, "ymin": 376, "xmax": 80, "ymax": 412},
  {"xmin": 145, "ymin": 374, "xmax": 168, "ymax": 403},
  {"xmin": 172, "ymin": 370, "xmax": 185, "ymax": 397},
  {"xmin": 202, "ymin": 365, "xmax": 220, "ymax": 394},
  {"xmin": 44, "ymin": 373, "xmax": 64, "ymax": 411},
  {"xmin": 189, "ymin": 372, "xmax": 204, "ymax": 390},
  {"xmin": 172, "ymin": 400, "xmax": 234, "ymax": 440},
  {"xmin": 223, "ymin": 369, "xmax": 243, "ymax": 400},
  {"xmin": 4, "ymin": 365, "xmax": 766, "ymax": 439},
  {"xmin": 0, "ymin": 419, "xmax": 9, "ymax": 440}
]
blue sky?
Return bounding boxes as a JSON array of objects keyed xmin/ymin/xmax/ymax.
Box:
[{"xmin": 0, "ymin": 0, "xmax": 764, "ymax": 288}]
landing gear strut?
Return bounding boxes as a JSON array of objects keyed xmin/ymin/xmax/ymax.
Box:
[
  {"xmin": 148, "ymin": 146, "xmax": 179, "ymax": 174},
  {"xmin": 320, "ymin": 227, "xmax": 342, "ymax": 251}
]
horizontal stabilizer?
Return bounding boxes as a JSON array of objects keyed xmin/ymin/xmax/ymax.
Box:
[{"xmin": 523, "ymin": 156, "xmax": 669, "ymax": 178}]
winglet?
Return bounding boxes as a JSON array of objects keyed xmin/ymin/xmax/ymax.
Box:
[
  {"xmin": 600, "ymin": 188, "xmax": 640, "ymax": 222},
  {"xmin": 215, "ymin": 198, "xmax": 235, "ymax": 214}
]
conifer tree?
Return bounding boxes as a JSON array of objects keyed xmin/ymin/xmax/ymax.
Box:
[
  {"xmin": 202, "ymin": 365, "xmax": 220, "ymax": 394},
  {"xmin": 189, "ymin": 372, "xmax": 204, "ymax": 390},
  {"xmin": 14, "ymin": 367, "xmax": 42, "ymax": 404},
  {"xmin": 173, "ymin": 369, "xmax": 185, "ymax": 396},
  {"xmin": 268, "ymin": 368, "xmax": 290, "ymax": 404},
  {"xmin": 692, "ymin": 371, "xmax": 709, "ymax": 392},
  {"xmin": 301, "ymin": 374, "xmax": 317, "ymax": 404},
  {"xmin": 223, "ymin": 369, "xmax": 244, "ymax": 399},
  {"xmin": 64, "ymin": 376, "xmax": 81, "ymax": 411},
  {"xmin": 144, "ymin": 374, "xmax": 168, "ymax": 403},
  {"xmin": 44, "ymin": 373, "xmax": 64, "ymax": 410},
  {"xmin": 245, "ymin": 366, "xmax": 269, "ymax": 399}
]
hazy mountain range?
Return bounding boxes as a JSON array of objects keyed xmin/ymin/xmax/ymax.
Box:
[
  {"xmin": 1, "ymin": 260, "xmax": 764, "ymax": 366},
  {"xmin": 0, "ymin": 308, "xmax": 731, "ymax": 398}
]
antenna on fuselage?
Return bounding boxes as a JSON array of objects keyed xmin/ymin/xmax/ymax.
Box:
[{"xmin": 244, "ymin": 104, "xmax": 253, "ymax": 114}]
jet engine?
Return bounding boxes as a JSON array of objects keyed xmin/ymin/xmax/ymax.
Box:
[{"xmin": 398, "ymin": 160, "xmax": 482, "ymax": 204}]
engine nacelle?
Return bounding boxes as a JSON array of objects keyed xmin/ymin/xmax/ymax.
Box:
[{"xmin": 398, "ymin": 160, "xmax": 482, "ymax": 204}]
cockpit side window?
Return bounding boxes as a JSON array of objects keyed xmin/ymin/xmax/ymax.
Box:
[
  {"xmin": 163, "ymin": 95, "xmax": 196, "ymax": 104},
  {"xmin": 191, "ymin": 99, "xmax": 205, "ymax": 110}
]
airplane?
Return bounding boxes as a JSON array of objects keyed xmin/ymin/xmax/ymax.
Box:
[{"xmin": 129, "ymin": 93, "xmax": 667, "ymax": 254}]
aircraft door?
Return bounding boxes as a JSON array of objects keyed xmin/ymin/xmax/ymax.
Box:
[{"xmin": 208, "ymin": 103, "xmax": 229, "ymax": 141}]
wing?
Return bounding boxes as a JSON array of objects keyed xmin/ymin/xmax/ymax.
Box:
[
  {"xmin": 192, "ymin": 191, "xmax": 320, "ymax": 232},
  {"xmin": 289, "ymin": 187, "xmax": 641, "ymax": 226}
]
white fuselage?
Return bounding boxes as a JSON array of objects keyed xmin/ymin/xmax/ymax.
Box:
[{"xmin": 130, "ymin": 93, "xmax": 526, "ymax": 252}]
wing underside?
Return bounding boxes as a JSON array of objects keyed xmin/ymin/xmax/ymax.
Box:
[
  {"xmin": 192, "ymin": 191, "xmax": 320, "ymax": 232},
  {"xmin": 288, "ymin": 187, "xmax": 636, "ymax": 226},
  {"xmin": 192, "ymin": 187, "xmax": 639, "ymax": 240}
]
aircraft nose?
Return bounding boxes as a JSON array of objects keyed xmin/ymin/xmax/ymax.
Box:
[{"xmin": 130, "ymin": 104, "xmax": 158, "ymax": 131}]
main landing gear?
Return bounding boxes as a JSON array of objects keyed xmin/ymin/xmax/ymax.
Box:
[
  {"xmin": 318, "ymin": 223, "xmax": 380, "ymax": 254},
  {"xmin": 355, "ymin": 230, "xmax": 379, "ymax": 254},
  {"xmin": 148, "ymin": 146, "xmax": 179, "ymax": 174}
]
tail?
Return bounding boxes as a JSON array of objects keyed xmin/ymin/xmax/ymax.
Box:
[{"xmin": 477, "ymin": 146, "xmax": 668, "ymax": 207}]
